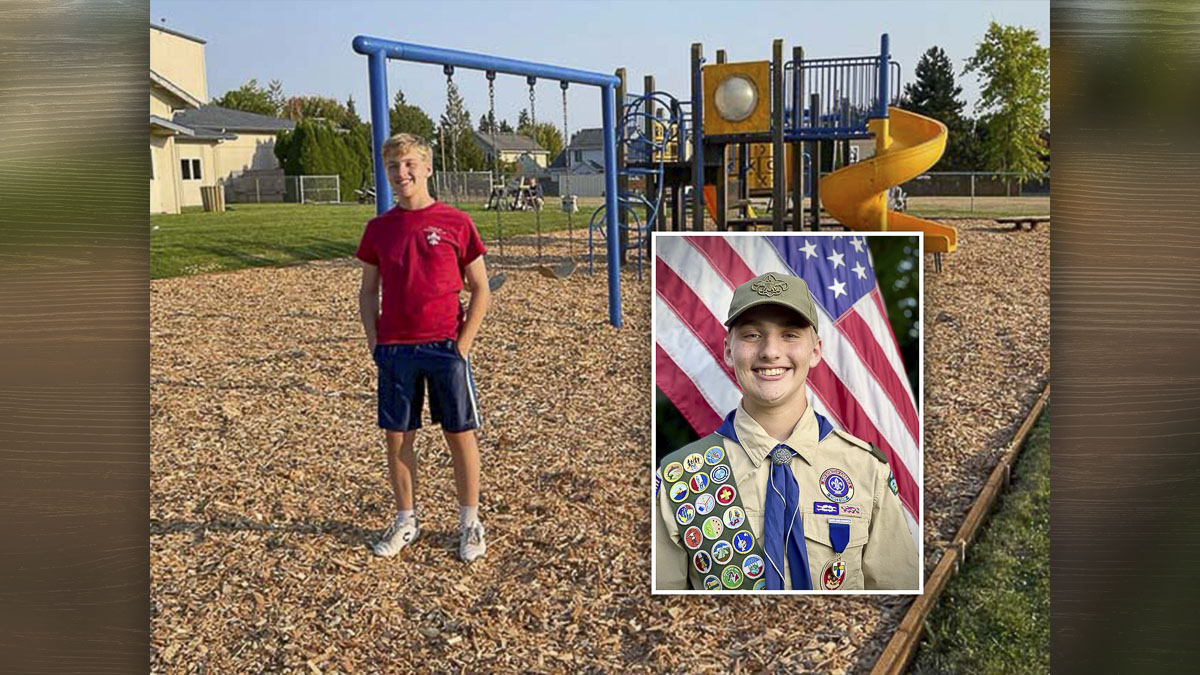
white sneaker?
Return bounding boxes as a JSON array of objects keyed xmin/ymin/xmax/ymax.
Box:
[
  {"xmin": 459, "ymin": 520, "xmax": 486, "ymax": 562},
  {"xmin": 372, "ymin": 515, "xmax": 420, "ymax": 557}
]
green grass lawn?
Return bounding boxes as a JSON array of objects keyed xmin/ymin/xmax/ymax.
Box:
[
  {"xmin": 912, "ymin": 409, "xmax": 1050, "ymax": 674},
  {"xmin": 150, "ymin": 202, "xmax": 600, "ymax": 279}
]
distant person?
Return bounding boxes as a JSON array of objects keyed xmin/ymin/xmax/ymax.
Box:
[
  {"xmin": 355, "ymin": 133, "xmax": 491, "ymax": 563},
  {"xmin": 527, "ymin": 177, "xmax": 545, "ymax": 210}
]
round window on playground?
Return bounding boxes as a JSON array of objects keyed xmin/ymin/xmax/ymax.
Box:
[{"xmin": 714, "ymin": 75, "xmax": 758, "ymax": 122}]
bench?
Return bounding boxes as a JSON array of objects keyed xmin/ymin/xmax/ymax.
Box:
[{"xmin": 996, "ymin": 216, "xmax": 1050, "ymax": 231}]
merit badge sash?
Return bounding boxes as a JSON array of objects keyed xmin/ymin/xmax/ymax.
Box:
[{"xmin": 664, "ymin": 436, "xmax": 768, "ymax": 591}]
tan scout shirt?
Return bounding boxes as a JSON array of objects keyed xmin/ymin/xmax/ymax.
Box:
[{"xmin": 655, "ymin": 403, "xmax": 918, "ymax": 591}]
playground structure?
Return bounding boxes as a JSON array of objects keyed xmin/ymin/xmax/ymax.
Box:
[
  {"xmin": 596, "ymin": 34, "xmax": 958, "ymax": 273},
  {"xmin": 350, "ymin": 34, "xmax": 959, "ymax": 328},
  {"xmin": 351, "ymin": 36, "xmax": 625, "ymax": 327}
]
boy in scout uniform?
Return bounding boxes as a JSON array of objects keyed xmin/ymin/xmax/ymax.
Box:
[{"xmin": 654, "ymin": 272, "xmax": 918, "ymax": 591}]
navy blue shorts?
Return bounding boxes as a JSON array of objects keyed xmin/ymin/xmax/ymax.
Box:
[{"xmin": 373, "ymin": 340, "xmax": 481, "ymax": 433}]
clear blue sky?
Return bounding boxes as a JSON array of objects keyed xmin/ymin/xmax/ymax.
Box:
[{"xmin": 151, "ymin": 0, "xmax": 1048, "ymax": 133}]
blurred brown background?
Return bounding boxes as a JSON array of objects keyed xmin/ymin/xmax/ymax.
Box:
[
  {"xmin": 0, "ymin": 1, "xmax": 148, "ymax": 672},
  {"xmin": 1052, "ymin": 1, "xmax": 1200, "ymax": 673}
]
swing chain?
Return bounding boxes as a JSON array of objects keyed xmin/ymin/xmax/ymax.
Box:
[
  {"xmin": 560, "ymin": 81, "xmax": 573, "ymax": 259},
  {"xmin": 444, "ymin": 66, "xmax": 458, "ymax": 174},
  {"xmin": 486, "ymin": 71, "xmax": 503, "ymax": 260}
]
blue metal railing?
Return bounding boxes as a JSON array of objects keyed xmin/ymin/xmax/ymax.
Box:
[
  {"xmin": 783, "ymin": 34, "xmax": 901, "ymax": 140},
  {"xmin": 351, "ymin": 35, "xmax": 625, "ymax": 328}
]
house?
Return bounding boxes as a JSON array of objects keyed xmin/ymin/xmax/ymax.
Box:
[
  {"xmin": 471, "ymin": 131, "xmax": 549, "ymax": 173},
  {"xmin": 556, "ymin": 127, "xmax": 606, "ymax": 174},
  {"xmin": 150, "ymin": 23, "xmax": 294, "ymax": 214}
]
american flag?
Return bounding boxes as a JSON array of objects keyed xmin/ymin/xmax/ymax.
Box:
[{"xmin": 654, "ymin": 234, "xmax": 921, "ymax": 543}]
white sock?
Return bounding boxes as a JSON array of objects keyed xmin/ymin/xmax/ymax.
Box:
[
  {"xmin": 459, "ymin": 505, "xmax": 479, "ymax": 527},
  {"xmin": 397, "ymin": 509, "xmax": 415, "ymax": 524}
]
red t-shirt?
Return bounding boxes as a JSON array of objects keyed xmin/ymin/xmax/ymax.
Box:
[{"xmin": 354, "ymin": 202, "xmax": 487, "ymax": 344}]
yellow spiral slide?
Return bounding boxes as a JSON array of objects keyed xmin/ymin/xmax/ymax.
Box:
[{"xmin": 820, "ymin": 106, "xmax": 957, "ymax": 253}]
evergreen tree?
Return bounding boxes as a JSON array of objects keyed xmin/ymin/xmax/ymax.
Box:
[
  {"xmin": 266, "ymin": 80, "xmax": 286, "ymax": 116},
  {"xmin": 902, "ymin": 46, "xmax": 979, "ymax": 171},
  {"xmin": 964, "ymin": 22, "xmax": 1050, "ymax": 182},
  {"xmin": 440, "ymin": 79, "xmax": 485, "ymax": 171},
  {"xmin": 499, "ymin": 119, "xmax": 514, "ymax": 133},
  {"xmin": 389, "ymin": 89, "xmax": 435, "ymax": 141}
]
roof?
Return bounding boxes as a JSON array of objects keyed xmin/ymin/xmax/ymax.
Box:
[
  {"xmin": 549, "ymin": 151, "xmax": 567, "ymax": 169},
  {"xmin": 150, "ymin": 69, "xmax": 201, "ymax": 109},
  {"xmin": 176, "ymin": 127, "xmax": 237, "ymax": 142},
  {"xmin": 151, "ymin": 23, "xmax": 206, "ymax": 44},
  {"xmin": 173, "ymin": 105, "xmax": 295, "ymax": 133},
  {"xmin": 567, "ymin": 127, "xmax": 604, "ymax": 149},
  {"xmin": 472, "ymin": 131, "xmax": 546, "ymax": 153},
  {"xmin": 150, "ymin": 115, "xmax": 194, "ymax": 136}
]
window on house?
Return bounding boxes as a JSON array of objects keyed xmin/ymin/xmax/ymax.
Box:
[
  {"xmin": 573, "ymin": 150, "xmax": 582, "ymax": 162},
  {"xmin": 180, "ymin": 158, "xmax": 201, "ymax": 181}
]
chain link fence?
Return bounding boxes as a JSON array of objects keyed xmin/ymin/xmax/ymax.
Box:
[
  {"xmin": 898, "ymin": 171, "xmax": 1050, "ymax": 197},
  {"xmin": 225, "ymin": 172, "xmax": 342, "ymax": 204}
]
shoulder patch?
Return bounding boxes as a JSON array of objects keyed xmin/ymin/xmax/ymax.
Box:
[{"xmin": 831, "ymin": 430, "xmax": 888, "ymax": 464}]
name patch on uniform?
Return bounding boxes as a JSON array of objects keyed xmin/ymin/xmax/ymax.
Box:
[{"xmin": 813, "ymin": 501, "xmax": 839, "ymax": 515}]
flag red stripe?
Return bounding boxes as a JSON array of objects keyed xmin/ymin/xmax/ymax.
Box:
[
  {"xmin": 808, "ymin": 362, "xmax": 918, "ymax": 516},
  {"xmin": 685, "ymin": 236, "xmax": 757, "ymax": 285},
  {"xmin": 655, "ymin": 258, "xmax": 735, "ymax": 380},
  {"xmin": 835, "ymin": 308, "xmax": 920, "ymax": 443},
  {"xmin": 656, "ymin": 344, "xmax": 723, "ymax": 435}
]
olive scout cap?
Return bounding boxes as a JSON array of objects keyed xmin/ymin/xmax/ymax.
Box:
[{"xmin": 724, "ymin": 272, "xmax": 820, "ymax": 331}]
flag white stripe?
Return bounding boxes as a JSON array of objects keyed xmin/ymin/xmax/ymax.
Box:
[
  {"xmin": 655, "ymin": 295, "xmax": 741, "ymax": 415},
  {"xmin": 656, "ymin": 237, "xmax": 735, "ymax": 321}
]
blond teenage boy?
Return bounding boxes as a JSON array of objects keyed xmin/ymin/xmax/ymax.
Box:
[{"xmin": 356, "ymin": 133, "xmax": 490, "ymax": 562}]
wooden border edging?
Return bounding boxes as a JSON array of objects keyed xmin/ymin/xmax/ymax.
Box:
[{"xmin": 870, "ymin": 382, "xmax": 1051, "ymax": 675}]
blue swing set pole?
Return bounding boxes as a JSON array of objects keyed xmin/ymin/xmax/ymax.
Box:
[{"xmin": 352, "ymin": 35, "xmax": 624, "ymax": 328}]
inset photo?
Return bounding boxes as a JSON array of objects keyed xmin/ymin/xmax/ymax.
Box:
[{"xmin": 652, "ymin": 233, "xmax": 922, "ymax": 593}]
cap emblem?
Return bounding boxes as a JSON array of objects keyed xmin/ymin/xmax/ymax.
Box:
[{"xmin": 751, "ymin": 273, "xmax": 788, "ymax": 297}]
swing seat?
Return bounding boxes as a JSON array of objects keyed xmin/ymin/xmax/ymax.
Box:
[
  {"xmin": 488, "ymin": 272, "xmax": 507, "ymax": 292},
  {"xmin": 536, "ymin": 260, "xmax": 576, "ymax": 280}
]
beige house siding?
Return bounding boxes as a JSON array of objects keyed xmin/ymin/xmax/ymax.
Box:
[
  {"xmin": 175, "ymin": 141, "xmax": 217, "ymax": 208},
  {"xmin": 150, "ymin": 26, "xmax": 207, "ymax": 102},
  {"xmin": 150, "ymin": 134, "xmax": 181, "ymax": 214},
  {"xmin": 150, "ymin": 90, "xmax": 176, "ymax": 118},
  {"xmin": 213, "ymin": 132, "xmax": 281, "ymax": 180}
]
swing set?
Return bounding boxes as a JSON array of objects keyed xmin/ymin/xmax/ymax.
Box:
[{"xmin": 352, "ymin": 36, "xmax": 626, "ymax": 328}]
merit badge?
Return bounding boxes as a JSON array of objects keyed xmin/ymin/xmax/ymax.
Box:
[
  {"xmin": 715, "ymin": 484, "xmax": 737, "ymax": 506},
  {"xmin": 703, "ymin": 575, "xmax": 722, "ymax": 591},
  {"xmin": 712, "ymin": 541, "xmax": 733, "ymax": 565},
  {"xmin": 721, "ymin": 565, "xmax": 744, "ymax": 589},
  {"xmin": 693, "ymin": 550, "xmax": 712, "ymax": 574},
  {"xmin": 664, "ymin": 462, "xmax": 684, "ymax": 482},
  {"xmin": 669, "ymin": 482, "xmax": 690, "ymax": 503},
  {"xmin": 821, "ymin": 558, "xmax": 847, "ymax": 590},
  {"xmin": 723, "ymin": 506, "xmax": 747, "ymax": 530},
  {"xmin": 742, "ymin": 554, "xmax": 765, "ymax": 579},
  {"xmin": 683, "ymin": 526, "xmax": 703, "ymax": 550},
  {"xmin": 731, "ymin": 529, "xmax": 755, "ymax": 554},
  {"xmin": 704, "ymin": 445, "xmax": 725, "ymax": 465},
  {"xmin": 702, "ymin": 516, "xmax": 724, "ymax": 540},
  {"xmin": 813, "ymin": 501, "xmax": 839, "ymax": 515},
  {"xmin": 842, "ymin": 505, "xmax": 861, "ymax": 516},
  {"xmin": 695, "ymin": 493, "xmax": 716, "ymax": 515},
  {"xmin": 753, "ymin": 579, "xmax": 767, "ymax": 591},
  {"xmin": 676, "ymin": 503, "xmax": 696, "ymax": 525},
  {"xmin": 888, "ymin": 470, "xmax": 898, "ymax": 495},
  {"xmin": 689, "ymin": 472, "xmax": 709, "ymax": 493},
  {"xmin": 819, "ymin": 468, "xmax": 854, "ymax": 503},
  {"xmin": 710, "ymin": 464, "xmax": 731, "ymax": 484},
  {"xmin": 683, "ymin": 453, "xmax": 705, "ymax": 473}
]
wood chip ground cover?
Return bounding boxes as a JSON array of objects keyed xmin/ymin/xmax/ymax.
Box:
[{"xmin": 151, "ymin": 224, "xmax": 1048, "ymax": 673}]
